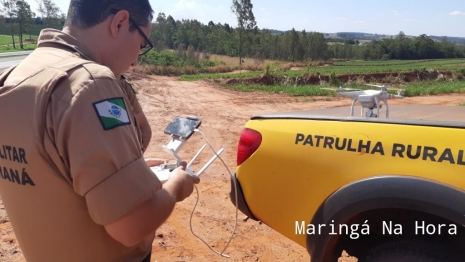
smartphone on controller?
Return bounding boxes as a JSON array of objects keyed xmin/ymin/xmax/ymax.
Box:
[{"xmin": 163, "ymin": 116, "xmax": 201, "ymax": 139}]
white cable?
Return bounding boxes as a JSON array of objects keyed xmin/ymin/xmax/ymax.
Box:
[{"xmin": 188, "ymin": 129, "xmax": 239, "ymax": 258}]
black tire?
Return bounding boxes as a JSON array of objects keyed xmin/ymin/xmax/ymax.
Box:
[{"xmin": 359, "ymin": 240, "xmax": 463, "ymax": 262}]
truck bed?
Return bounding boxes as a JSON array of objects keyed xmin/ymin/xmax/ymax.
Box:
[{"xmin": 251, "ymin": 105, "xmax": 465, "ymax": 128}]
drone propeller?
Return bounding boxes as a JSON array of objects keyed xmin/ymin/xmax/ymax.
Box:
[
  {"xmin": 394, "ymin": 89, "xmax": 404, "ymax": 98},
  {"xmin": 364, "ymin": 83, "xmax": 389, "ymax": 91},
  {"xmin": 364, "ymin": 84, "xmax": 389, "ymax": 94},
  {"xmin": 364, "ymin": 83, "xmax": 386, "ymax": 88},
  {"xmin": 337, "ymin": 86, "xmax": 363, "ymax": 92},
  {"xmin": 388, "ymin": 89, "xmax": 404, "ymax": 99}
]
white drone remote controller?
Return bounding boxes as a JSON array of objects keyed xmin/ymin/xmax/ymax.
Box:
[
  {"xmin": 150, "ymin": 162, "xmax": 195, "ymax": 182},
  {"xmin": 149, "ymin": 116, "xmax": 224, "ymax": 183}
]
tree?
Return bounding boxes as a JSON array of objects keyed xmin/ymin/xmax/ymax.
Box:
[
  {"xmin": 231, "ymin": 0, "xmax": 256, "ymax": 66},
  {"xmin": 308, "ymin": 32, "xmax": 328, "ymax": 60},
  {"xmin": 289, "ymin": 28, "xmax": 299, "ymax": 62},
  {"xmin": 224, "ymin": 23, "xmax": 232, "ymax": 33},
  {"xmin": 414, "ymin": 34, "xmax": 439, "ymax": 59},
  {"xmin": 16, "ymin": 0, "xmax": 34, "ymax": 49},
  {"xmin": 36, "ymin": 0, "xmax": 61, "ymax": 29},
  {"xmin": 1, "ymin": 0, "xmax": 17, "ymax": 48},
  {"xmin": 393, "ymin": 31, "xmax": 412, "ymax": 59}
]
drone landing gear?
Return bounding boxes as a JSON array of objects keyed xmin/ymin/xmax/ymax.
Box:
[
  {"xmin": 358, "ymin": 99, "xmax": 390, "ymax": 118},
  {"xmin": 366, "ymin": 109, "xmax": 377, "ymax": 118},
  {"xmin": 364, "ymin": 104, "xmax": 382, "ymax": 118}
]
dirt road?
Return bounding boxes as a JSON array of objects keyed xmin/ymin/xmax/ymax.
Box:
[{"xmin": 1, "ymin": 75, "xmax": 464, "ymax": 262}]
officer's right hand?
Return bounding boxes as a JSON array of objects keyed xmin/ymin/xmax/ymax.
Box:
[{"xmin": 168, "ymin": 163, "xmax": 200, "ymax": 202}]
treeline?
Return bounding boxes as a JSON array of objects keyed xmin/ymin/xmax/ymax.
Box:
[
  {"xmin": 336, "ymin": 31, "xmax": 465, "ymax": 45},
  {"xmin": 3, "ymin": 16, "xmax": 65, "ymax": 26},
  {"xmin": 330, "ymin": 32, "xmax": 465, "ymax": 60},
  {"xmin": 0, "ymin": 0, "xmax": 64, "ymax": 48},
  {"xmin": 151, "ymin": 13, "xmax": 465, "ymax": 62}
]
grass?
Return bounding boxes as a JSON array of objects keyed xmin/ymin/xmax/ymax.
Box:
[
  {"xmin": 402, "ymin": 81, "xmax": 465, "ymax": 96},
  {"xmin": 177, "ymin": 56, "xmax": 465, "ymax": 98},
  {"xmin": 0, "ymin": 34, "xmax": 38, "ymax": 53},
  {"xmin": 179, "ymin": 59, "xmax": 465, "ymax": 81},
  {"xmin": 0, "ymin": 35, "xmax": 38, "ymax": 45},
  {"xmin": 222, "ymin": 83, "xmax": 338, "ymax": 96},
  {"xmin": 205, "ymin": 53, "xmax": 272, "ymax": 68},
  {"xmin": 0, "ymin": 43, "xmax": 36, "ymax": 53},
  {"xmin": 180, "ymin": 71, "xmax": 259, "ymax": 81},
  {"xmin": 460, "ymin": 102, "xmax": 465, "ymax": 106},
  {"xmin": 222, "ymin": 81, "xmax": 465, "ymax": 97},
  {"xmin": 141, "ymin": 52, "xmax": 465, "ymax": 80},
  {"xmin": 333, "ymin": 59, "xmax": 465, "ymax": 66}
]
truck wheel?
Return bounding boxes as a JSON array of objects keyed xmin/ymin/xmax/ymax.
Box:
[{"xmin": 359, "ymin": 240, "xmax": 462, "ymax": 262}]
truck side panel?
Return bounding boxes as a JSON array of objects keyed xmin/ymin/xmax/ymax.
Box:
[{"xmin": 235, "ymin": 118, "xmax": 465, "ymax": 248}]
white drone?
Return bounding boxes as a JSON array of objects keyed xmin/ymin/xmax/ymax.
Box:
[{"xmin": 337, "ymin": 84, "xmax": 404, "ymax": 118}]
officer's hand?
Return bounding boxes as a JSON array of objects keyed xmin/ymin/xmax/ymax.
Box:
[
  {"xmin": 145, "ymin": 158, "xmax": 165, "ymax": 167},
  {"xmin": 169, "ymin": 161, "xmax": 200, "ymax": 202}
]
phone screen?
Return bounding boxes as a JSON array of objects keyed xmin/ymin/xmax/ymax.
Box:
[{"xmin": 164, "ymin": 116, "xmax": 201, "ymax": 138}]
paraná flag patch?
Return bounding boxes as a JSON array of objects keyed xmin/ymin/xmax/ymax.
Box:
[{"xmin": 93, "ymin": 97, "xmax": 131, "ymax": 130}]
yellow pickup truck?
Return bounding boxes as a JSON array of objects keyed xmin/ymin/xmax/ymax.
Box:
[{"xmin": 230, "ymin": 105, "xmax": 465, "ymax": 262}]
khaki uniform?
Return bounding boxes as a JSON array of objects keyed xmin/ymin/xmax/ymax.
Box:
[
  {"xmin": 0, "ymin": 29, "xmax": 161, "ymax": 261},
  {"xmin": 120, "ymin": 75, "xmax": 142, "ymax": 115},
  {"xmin": 119, "ymin": 76, "xmax": 145, "ymax": 152}
]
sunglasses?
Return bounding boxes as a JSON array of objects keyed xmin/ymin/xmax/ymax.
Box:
[{"xmin": 111, "ymin": 9, "xmax": 153, "ymax": 56}]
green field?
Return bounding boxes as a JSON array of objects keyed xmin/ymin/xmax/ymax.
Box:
[
  {"xmin": 0, "ymin": 23, "xmax": 46, "ymax": 53},
  {"xmin": 400, "ymin": 81, "xmax": 465, "ymax": 96},
  {"xmin": 180, "ymin": 59, "xmax": 465, "ymax": 81},
  {"xmin": 0, "ymin": 34, "xmax": 38, "ymax": 53},
  {"xmin": 0, "ymin": 31, "xmax": 463, "ymax": 99},
  {"xmin": 0, "ymin": 23, "xmax": 47, "ymax": 37},
  {"xmin": 0, "ymin": 44, "xmax": 36, "ymax": 52},
  {"xmin": 333, "ymin": 59, "xmax": 465, "ymax": 66},
  {"xmin": 223, "ymin": 83, "xmax": 338, "ymax": 96},
  {"xmin": 1, "ymin": 35, "xmax": 23, "ymax": 45},
  {"xmin": 223, "ymin": 81, "xmax": 465, "ymax": 97},
  {"xmin": 175, "ymin": 58, "xmax": 465, "ymax": 98}
]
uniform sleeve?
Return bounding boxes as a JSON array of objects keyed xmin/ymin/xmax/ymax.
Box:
[
  {"xmin": 121, "ymin": 79, "xmax": 142, "ymax": 114},
  {"xmin": 54, "ymin": 77, "xmax": 161, "ymax": 225}
]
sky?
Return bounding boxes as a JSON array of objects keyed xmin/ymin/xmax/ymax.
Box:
[{"xmin": 31, "ymin": 0, "xmax": 465, "ymax": 38}]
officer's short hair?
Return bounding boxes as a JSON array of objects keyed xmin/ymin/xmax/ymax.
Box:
[{"xmin": 64, "ymin": 0, "xmax": 153, "ymax": 31}]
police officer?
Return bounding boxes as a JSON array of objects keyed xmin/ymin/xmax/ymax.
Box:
[{"xmin": 0, "ymin": 0, "xmax": 199, "ymax": 262}]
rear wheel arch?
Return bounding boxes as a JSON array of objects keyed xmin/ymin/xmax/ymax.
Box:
[
  {"xmin": 359, "ymin": 239, "xmax": 463, "ymax": 262},
  {"xmin": 306, "ymin": 176, "xmax": 465, "ymax": 262}
]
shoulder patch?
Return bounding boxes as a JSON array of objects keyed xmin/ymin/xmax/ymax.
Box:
[{"xmin": 92, "ymin": 97, "xmax": 131, "ymax": 130}]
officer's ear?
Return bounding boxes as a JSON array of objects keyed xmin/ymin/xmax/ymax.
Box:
[{"xmin": 110, "ymin": 10, "xmax": 130, "ymax": 38}]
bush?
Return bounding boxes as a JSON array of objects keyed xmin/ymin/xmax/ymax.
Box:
[
  {"xmin": 329, "ymin": 71, "xmax": 342, "ymax": 86},
  {"xmin": 138, "ymin": 49, "xmax": 223, "ymax": 75},
  {"xmin": 381, "ymin": 54, "xmax": 390, "ymax": 60},
  {"xmin": 452, "ymin": 70, "xmax": 464, "ymax": 80},
  {"xmin": 139, "ymin": 50, "xmax": 184, "ymax": 67},
  {"xmin": 142, "ymin": 49, "xmax": 219, "ymax": 67},
  {"xmin": 206, "ymin": 65, "xmax": 233, "ymax": 74},
  {"xmin": 183, "ymin": 66, "xmax": 198, "ymax": 75}
]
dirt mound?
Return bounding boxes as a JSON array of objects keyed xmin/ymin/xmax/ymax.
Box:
[{"xmin": 222, "ymin": 70, "xmax": 456, "ymax": 86}]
